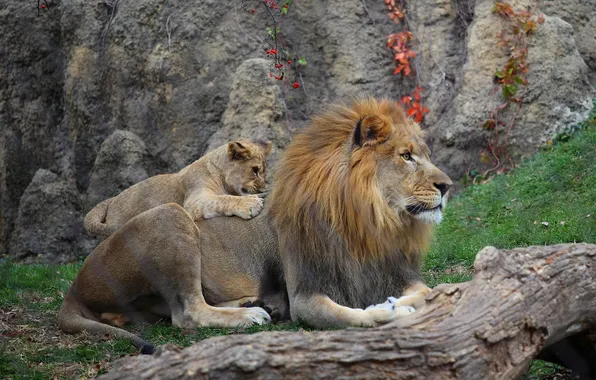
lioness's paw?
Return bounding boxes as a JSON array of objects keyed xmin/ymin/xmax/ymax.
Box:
[
  {"xmin": 240, "ymin": 307, "xmax": 271, "ymax": 326},
  {"xmin": 234, "ymin": 195, "xmax": 264, "ymax": 219}
]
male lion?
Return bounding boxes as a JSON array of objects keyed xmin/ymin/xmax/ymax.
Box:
[
  {"xmin": 269, "ymin": 97, "xmax": 452, "ymax": 327},
  {"xmin": 84, "ymin": 139, "xmax": 272, "ymax": 237},
  {"xmin": 57, "ymin": 97, "xmax": 451, "ymax": 352}
]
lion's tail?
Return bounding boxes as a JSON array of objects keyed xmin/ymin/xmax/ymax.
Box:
[
  {"xmin": 84, "ymin": 198, "xmax": 116, "ymax": 237},
  {"xmin": 57, "ymin": 290, "xmax": 155, "ymax": 354}
]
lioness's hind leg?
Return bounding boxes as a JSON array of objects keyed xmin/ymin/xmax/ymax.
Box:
[
  {"xmin": 146, "ymin": 203, "xmax": 270, "ymax": 328},
  {"xmin": 173, "ymin": 279, "xmax": 270, "ymax": 328},
  {"xmin": 215, "ymin": 296, "xmax": 258, "ymax": 308}
]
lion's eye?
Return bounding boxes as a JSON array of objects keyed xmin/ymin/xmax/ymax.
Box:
[
  {"xmin": 401, "ymin": 152, "xmax": 413, "ymax": 161},
  {"xmin": 252, "ymin": 167, "xmax": 260, "ymax": 175}
]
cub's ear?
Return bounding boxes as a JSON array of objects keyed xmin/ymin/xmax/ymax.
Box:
[
  {"xmin": 258, "ymin": 140, "xmax": 273, "ymax": 156},
  {"xmin": 353, "ymin": 115, "xmax": 391, "ymax": 147},
  {"xmin": 228, "ymin": 141, "xmax": 251, "ymax": 160}
]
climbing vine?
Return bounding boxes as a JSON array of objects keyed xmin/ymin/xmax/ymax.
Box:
[
  {"xmin": 37, "ymin": 0, "xmax": 56, "ymax": 15},
  {"xmin": 385, "ymin": 0, "xmax": 429, "ymax": 123},
  {"xmin": 241, "ymin": 0, "xmax": 303, "ymax": 89},
  {"xmin": 480, "ymin": 1, "xmax": 544, "ymax": 174}
]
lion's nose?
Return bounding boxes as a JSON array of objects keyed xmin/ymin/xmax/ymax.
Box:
[{"xmin": 434, "ymin": 182, "xmax": 451, "ymax": 197}]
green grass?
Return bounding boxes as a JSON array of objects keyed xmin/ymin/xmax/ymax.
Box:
[
  {"xmin": 0, "ymin": 261, "xmax": 306, "ymax": 378},
  {"xmin": 1, "ymin": 102, "xmax": 594, "ymax": 379},
  {"xmin": 0, "ymin": 262, "xmax": 138, "ymax": 379},
  {"xmin": 424, "ymin": 102, "xmax": 596, "ymax": 286},
  {"xmin": 0, "ymin": 262, "xmax": 78, "ymax": 309}
]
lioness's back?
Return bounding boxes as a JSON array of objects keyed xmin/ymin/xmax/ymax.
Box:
[{"xmin": 105, "ymin": 174, "xmax": 186, "ymax": 228}]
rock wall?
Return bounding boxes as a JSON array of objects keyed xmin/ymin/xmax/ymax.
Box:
[
  {"xmin": 0, "ymin": 0, "xmax": 593, "ymax": 262},
  {"xmin": 406, "ymin": 0, "xmax": 594, "ymax": 178}
]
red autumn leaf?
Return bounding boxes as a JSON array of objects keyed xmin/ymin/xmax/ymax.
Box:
[
  {"xmin": 414, "ymin": 89, "xmax": 421, "ymax": 101},
  {"xmin": 401, "ymin": 95, "xmax": 412, "ymax": 105},
  {"xmin": 393, "ymin": 65, "xmax": 406, "ymax": 74},
  {"xmin": 407, "ymin": 108, "xmax": 418, "ymax": 117},
  {"xmin": 403, "ymin": 65, "xmax": 411, "ymax": 76}
]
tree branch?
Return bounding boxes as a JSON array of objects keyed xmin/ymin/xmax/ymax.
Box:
[{"xmin": 100, "ymin": 243, "xmax": 596, "ymax": 379}]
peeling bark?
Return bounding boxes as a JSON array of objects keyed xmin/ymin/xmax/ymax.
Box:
[{"xmin": 100, "ymin": 243, "xmax": 596, "ymax": 379}]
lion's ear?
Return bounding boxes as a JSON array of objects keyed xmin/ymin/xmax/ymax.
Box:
[
  {"xmin": 228, "ymin": 141, "xmax": 251, "ymax": 160},
  {"xmin": 258, "ymin": 140, "xmax": 273, "ymax": 156},
  {"xmin": 353, "ymin": 115, "xmax": 391, "ymax": 147}
]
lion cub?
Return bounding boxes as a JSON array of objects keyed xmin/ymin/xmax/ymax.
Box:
[{"xmin": 84, "ymin": 139, "xmax": 271, "ymax": 237}]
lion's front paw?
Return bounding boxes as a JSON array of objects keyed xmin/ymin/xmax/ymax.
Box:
[
  {"xmin": 366, "ymin": 303, "xmax": 416, "ymax": 326},
  {"xmin": 234, "ymin": 195, "xmax": 264, "ymax": 219},
  {"xmin": 394, "ymin": 305, "xmax": 416, "ymax": 316}
]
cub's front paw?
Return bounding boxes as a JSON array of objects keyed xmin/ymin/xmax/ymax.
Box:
[{"xmin": 234, "ymin": 195, "xmax": 264, "ymax": 219}]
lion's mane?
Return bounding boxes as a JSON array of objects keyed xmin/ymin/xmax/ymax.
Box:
[{"xmin": 270, "ymin": 97, "xmax": 432, "ymax": 308}]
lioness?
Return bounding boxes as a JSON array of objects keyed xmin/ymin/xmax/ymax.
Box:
[
  {"xmin": 58, "ymin": 97, "xmax": 451, "ymax": 352},
  {"xmin": 84, "ymin": 139, "xmax": 272, "ymax": 237}
]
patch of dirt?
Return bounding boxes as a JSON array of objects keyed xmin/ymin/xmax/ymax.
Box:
[{"xmin": 0, "ymin": 292, "xmax": 135, "ymax": 379}]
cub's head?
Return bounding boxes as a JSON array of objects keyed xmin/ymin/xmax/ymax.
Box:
[{"xmin": 225, "ymin": 139, "xmax": 272, "ymax": 195}]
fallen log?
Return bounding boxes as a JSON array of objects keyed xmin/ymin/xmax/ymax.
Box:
[{"xmin": 100, "ymin": 243, "xmax": 596, "ymax": 379}]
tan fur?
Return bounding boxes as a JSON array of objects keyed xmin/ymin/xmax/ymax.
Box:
[
  {"xmin": 58, "ymin": 204, "xmax": 275, "ymax": 353},
  {"xmin": 389, "ymin": 282, "xmax": 432, "ymax": 310},
  {"xmin": 215, "ymin": 296, "xmax": 259, "ymax": 308},
  {"xmin": 84, "ymin": 139, "xmax": 272, "ymax": 237},
  {"xmin": 270, "ymin": 97, "xmax": 452, "ymax": 328}
]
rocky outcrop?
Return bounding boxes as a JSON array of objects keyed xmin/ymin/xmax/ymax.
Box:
[
  {"xmin": 406, "ymin": 0, "xmax": 594, "ymax": 179},
  {"xmin": 85, "ymin": 130, "xmax": 149, "ymax": 211},
  {"xmin": 206, "ymin": 58, "xmax": 291, "ymax": 178},
  {"xmin": 540, "ymin": 0, "xmax": 596, "ymax": 86},
  {"xmin": 8, "ymin": 170, "xmax": 84, "ymax": 263},
  {"xmin": 0, "ymin": 0, "xmax": 593, "ymax": 262}
]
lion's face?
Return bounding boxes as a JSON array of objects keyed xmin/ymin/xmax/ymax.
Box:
[
  {"xmin": 225, "ymin": 139, "xmax": 272, "ymax": 195},
  {"xmin": 355, "ymin": 115, "xmax": 452, "ymax": 225}
]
